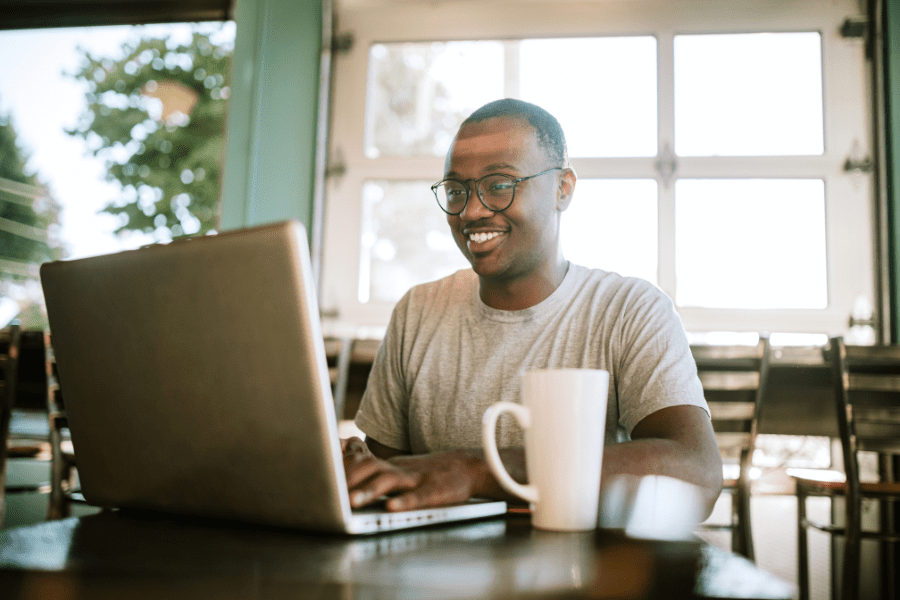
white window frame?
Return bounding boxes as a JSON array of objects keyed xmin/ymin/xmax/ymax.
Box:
[{"xmin": 322, "ymin": 0, "xmax": 874, "ymax": 335}]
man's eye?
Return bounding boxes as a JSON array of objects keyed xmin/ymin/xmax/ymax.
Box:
[
  {"xmin": 446, "ymin": 187, "xmax": 466, "ymax": 198},
  {"xmin": 488, "ymin": 181, "xmax": 513, "ymax": 192}
]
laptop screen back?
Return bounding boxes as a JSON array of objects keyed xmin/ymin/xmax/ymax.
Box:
[{"xmin": 40, "ymin": 221, "xmax": 353, "ymax": 530}]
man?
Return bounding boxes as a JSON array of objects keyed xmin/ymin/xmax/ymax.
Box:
[{"xmin": 342, "ymin": 99, "xmax": 722, "ymax": 519}]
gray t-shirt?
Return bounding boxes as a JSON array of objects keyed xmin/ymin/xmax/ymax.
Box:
[{"xmin": 355, "ymin": 264, "xmax": 707, "ymax": 454}]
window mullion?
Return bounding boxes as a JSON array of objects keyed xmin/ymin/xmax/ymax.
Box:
[
  {"xmin": 504, "ymin": 40, "xmax": 520, "ymax": 98},
  {"xmin": 657, "ymin": 30, "xmax": 677, "ymax": 298}
]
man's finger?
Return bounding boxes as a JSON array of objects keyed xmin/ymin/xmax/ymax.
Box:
[
  {"xmin": 385, "ymin": 481, "xmax": 467, "ymax": 512},
  {"xmin": 347, "ymin": 467, "xmax": 420, "ymax": 508},
  {"xmin": 341, "ymin": 436, "xmax": 368, "ymax": 455},
  {"xmin": 344, "ymin": 454, "xmax": 387, "ymax": 488}
]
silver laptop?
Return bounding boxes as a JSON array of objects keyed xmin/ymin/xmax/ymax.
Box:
[{"xmin": 39, "ymin": 220, "xmax": 506, "ymax": 534}]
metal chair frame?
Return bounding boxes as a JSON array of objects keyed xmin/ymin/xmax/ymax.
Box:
[
  {"xmin": 44, "ymin": 330, "xmax": 78, "ymax": 518},
  {"xmin": 0, "ymin": 322, "xmax": 22, "ymax": 528},
  {"xmin": 693, "ymin": 334, "xmax": 772, "ymax": 561},
  {"xmin": 794, "ymin": 336, "xmax": 900, "ymax": 600}
]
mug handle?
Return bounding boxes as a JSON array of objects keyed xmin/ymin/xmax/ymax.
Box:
[{"xmin": 481, "ymin": 402, "xmax": 539, "ymax": 504}]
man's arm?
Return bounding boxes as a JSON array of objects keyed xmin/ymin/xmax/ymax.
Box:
[
  {"xmin": 601, "ymin": 404, "xmax": 723, "ymax": 517},
  {"xmin": 342, "ymin": 404, "xmax": 723, "ymax": 518}
]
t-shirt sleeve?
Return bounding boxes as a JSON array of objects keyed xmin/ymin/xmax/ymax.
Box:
[
  {"xmin": 353, "ymin": 293, "xmax": 413, "ymax": 452},
  {"xmin": 615, "ymin": 282, "xmax": 708, "ymax": 435}
]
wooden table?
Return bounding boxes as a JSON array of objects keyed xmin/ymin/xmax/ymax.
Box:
[{"xmin": 0, "ymin": 510, "xmax": 794, "ymax": 599}]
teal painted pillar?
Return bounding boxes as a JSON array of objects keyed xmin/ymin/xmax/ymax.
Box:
[
  {"xmin": 220, "ymin": 0, "xmax": 322, "ymax": 232},
  {"xmin": 888, "ymin": 0, "xmax": 900, "ymax": 342}
]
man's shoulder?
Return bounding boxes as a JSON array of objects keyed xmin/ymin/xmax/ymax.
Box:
[
  {"xmin": 564, "ymin": 265, "xmax": 677, "ymax": 326},
  {"xmin": 408, "ymin": 268, "xmax": 475, "ymax": 295},
  {"xmin": 394, "ymin": 269, "xmax": 476, "ymax": 314},
  {"xmin": 569, "ymin": 263, "xmax": 663, "ymax": 300}
]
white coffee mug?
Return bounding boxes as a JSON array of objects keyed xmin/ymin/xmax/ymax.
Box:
[{"xmin": 481, "ymin": 368, "xmax": 609, "ymax": 532}]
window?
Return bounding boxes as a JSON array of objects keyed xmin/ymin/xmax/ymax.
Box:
[
  {"xmin": 0, "ymin": 22, "xmax": 234, "ymax": 327},
  {"xmin": 323, "ymin": 0, "xmax": 874, "ymax": 337},
  {"xmin": 674, "ymin": 32, "xmax": 824, "ymax": 157}
]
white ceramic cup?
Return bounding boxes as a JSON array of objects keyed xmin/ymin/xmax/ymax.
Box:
[{"xmin": 481, "ymin": 368, "xmax": 609, "ymax": 532}]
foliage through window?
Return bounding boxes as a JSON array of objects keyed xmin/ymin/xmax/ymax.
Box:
[
  {"xmin": 0, "ymin": 22, "xmax": 234, "ymax": 327},
  {"xmin": 68, "ymin": 27, "xmax": 233, "ymax": 238}
]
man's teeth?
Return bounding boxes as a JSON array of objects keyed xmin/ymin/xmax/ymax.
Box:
[{"xmin": 469, "ymin": 232, "xmax": 500, "ymax": 243}]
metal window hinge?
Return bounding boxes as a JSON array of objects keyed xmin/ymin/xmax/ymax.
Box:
[
  {"xmin": 840, "ymin": 17, "xmax": 868, "ymax": 39},
  {"xmin": 332, "ymin": 32, "xmax": 354, "ymax": 54},
  {"xmin": 843, "ymin": 156, "xmax": 873, "ymax": 173},
  {"xmin": 843, "ymin": 140, "xmax": 873, "ymax": 174},
  {"xmin": 326, "ymin": 147, "xmax": 347, "ymax": 179}
]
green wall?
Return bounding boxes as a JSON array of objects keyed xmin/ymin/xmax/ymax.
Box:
[
  {"xmin": 220, "ymin": 0, "xmax": 322, "ymax": 232},
  {"xmin": 888, "ymin": 0, "xmax": 900, "ymax": 342}
]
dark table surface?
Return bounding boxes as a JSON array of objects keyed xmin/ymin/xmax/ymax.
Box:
[{"xmin": 0, "ymin": 509, "xmax": 794, "ymax": 600}]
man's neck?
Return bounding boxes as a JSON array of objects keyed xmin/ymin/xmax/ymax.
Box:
[{"xmin": 478, "ymin": 258, "xmax": 570, "ymax": 311}]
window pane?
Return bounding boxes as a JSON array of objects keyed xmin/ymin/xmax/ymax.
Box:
[
  {"xmin": 520, "ymin": 37, "xmax": 657, "ymax": 158},
  {"xmin": 359, "ymin": 180, "xmax": 469, "ymax": 303},
  {"xmin": 675, "ymin": 179, "xmax": 827, "ymax": 309},
  {"xmin": 561, "ymin": 179, "xmax": 657, "ymax": 284},
  {"xmin": 675, "ymin": 33, "xmax": 823, "ymax": 156},
  {"xmin": 0, "ymin": 23, "xmax": 233, "ymax": 327},
  {"xmin": 365, "ymin": 42, "xmax": 504, "ymax": 158}
]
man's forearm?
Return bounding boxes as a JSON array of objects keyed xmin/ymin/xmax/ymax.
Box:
[
  {"xmin": 466, "ymin": 441, "xmax": 721, "ymax": 518},
  {"xmin": 601, "ymin": 439, "xmax": 723, "ymax": 518},
  {"xmin": 453, "ymin": 448, "xmax": 529, "ymax": 504}
]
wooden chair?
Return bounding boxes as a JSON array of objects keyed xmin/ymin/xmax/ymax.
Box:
[
  {"xmin": 792, "ymin": 336, "xmax": 900, "ymax": 600},
  {"xmin": 692, "ymin": 334, "xmax": 772, "ymax": 561},
  {"xmin": 0, "ymin": 321, "xmax": 22, "ymax": 528},
  {"xmin": 1, "ymin": 327, "xmax": 81, "ymax": 527},
  {"xmin": 43, "ymin": 330, "xmax": 78, "ymax": 519},
  {"xmin": 324, "ymin": 335, "xmax": 380, "ymax": 423},
  {"xmin": 324, "ymin": 336, "xmax": 356, "ymax": 421},
  {"xmin": 0, "ymin": 325, "xmax": 56, "ymax": 527}
]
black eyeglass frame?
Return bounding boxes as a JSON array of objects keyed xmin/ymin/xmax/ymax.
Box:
[{"xmin": 431, "ymin": 166, "xmax": 564, "ymax": 215}]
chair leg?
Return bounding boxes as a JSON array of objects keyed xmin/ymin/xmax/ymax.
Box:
[
  {"xmin": 733, "ymin": 479, "xmax": 755, "ymax": 561},
  {"xmin": 47, "ymin": 425, "xmax": 68, "ymax": 520},
  {"xmin": 0, "ymin": 416, "xmax": 9, "ymax": 530},
  {"xmin": 841, "ymin": 496, "xmax": 861, "ymax": 600},
  {"xmin": 797, "ymin": 487, "xmax": 810, "ymax": 600},
  {"xmin": 0, "ymin": 459, "xmax": 7, "ymax": 530}
]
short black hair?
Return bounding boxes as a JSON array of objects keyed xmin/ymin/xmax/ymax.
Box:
[{"xmin": 461, "ymin": 99, "xmax": 568, "ymax": 167}]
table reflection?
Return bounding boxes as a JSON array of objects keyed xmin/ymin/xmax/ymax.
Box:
[{"xmin": 0, "ymin": 508, "xmax": 794, "ymax": 599}]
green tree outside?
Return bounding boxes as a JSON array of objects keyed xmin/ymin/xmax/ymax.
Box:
[
  {"xmin": 0, "ymin": 108, "xmax": 60, "ymax": 271},
  {"xmin": 0, "ymin": 106, "xmax": 62, "ymax": 327},
  {"xmin": 0, "ymin": 112, "xmax": 36, "ymax": 185},
  {"xmin": 67, "ymin": 27, "xmax": 233, "ymax": 239}
]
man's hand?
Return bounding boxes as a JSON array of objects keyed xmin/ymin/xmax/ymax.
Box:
[
  {"xmin": 341, "ymin": 437, "xmax": 494, "ymax": 512},
  {"xmin": 341, "ymin": 436, "xmax": 419, "ymax": 509}
]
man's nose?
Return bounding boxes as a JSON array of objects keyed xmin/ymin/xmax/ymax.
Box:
[{"xmin": 459, "ymin": 186, "xmax": 493, "ymax": 221}]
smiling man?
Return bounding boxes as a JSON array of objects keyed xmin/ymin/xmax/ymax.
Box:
[{"xmin": 342, "ymin": 99, "xmax": 723, "ymax": 518}]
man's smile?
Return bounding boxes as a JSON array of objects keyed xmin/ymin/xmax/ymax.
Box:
[
  {"xmin": 463, "ymin": 228, "xmax": 507, "ymax": 252},
  {"xmin": 468, "ymin": 231, "xmax": 501, "ymax": 243}
]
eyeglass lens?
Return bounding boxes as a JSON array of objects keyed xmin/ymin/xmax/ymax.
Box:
[{"xmin": 436, "ymin": 174, "xmax": 516, "ymax": 214}]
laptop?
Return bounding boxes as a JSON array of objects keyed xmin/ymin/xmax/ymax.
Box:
[{"xmin": 39, "ymin": 220, "xmax": 506, "ymax": 534}]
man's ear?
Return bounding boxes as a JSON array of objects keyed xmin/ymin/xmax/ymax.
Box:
[{"xmin": 556, "ymin": 167, "xmax": 577, "ymax": 212}]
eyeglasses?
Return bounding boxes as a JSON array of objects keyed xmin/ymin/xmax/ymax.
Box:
[{"xmin": 431, "ymin": 167, "xmax": 563, "ymax": 215}]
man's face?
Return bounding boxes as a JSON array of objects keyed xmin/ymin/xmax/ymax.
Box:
[{"xmin": 444, "ymin": 116, "xmax": 566, "ymax": 283}]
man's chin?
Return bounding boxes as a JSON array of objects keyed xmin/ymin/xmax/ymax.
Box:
[{"xmin": 468, "ymin": 257, "xmax": 505, "ymax": 279}]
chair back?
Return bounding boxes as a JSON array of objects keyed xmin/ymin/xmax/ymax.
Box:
[
  {"xmin": 691, "ymin": 335, "xmax": 772, "ymax": 469},
  {"xmin": 0, "ymin": 322, "xmax": 21, "ymax": 414},
  {"xmin": 0, "ymin": 322, "xmax": 22, "ymax": 527},
  {"xmin": 324, "ymin": 336, "xmax": 355, "ymax": 420},
  {"xmin": 829, "ymin": 337, "xmax": 900, "ymax": 477}
]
